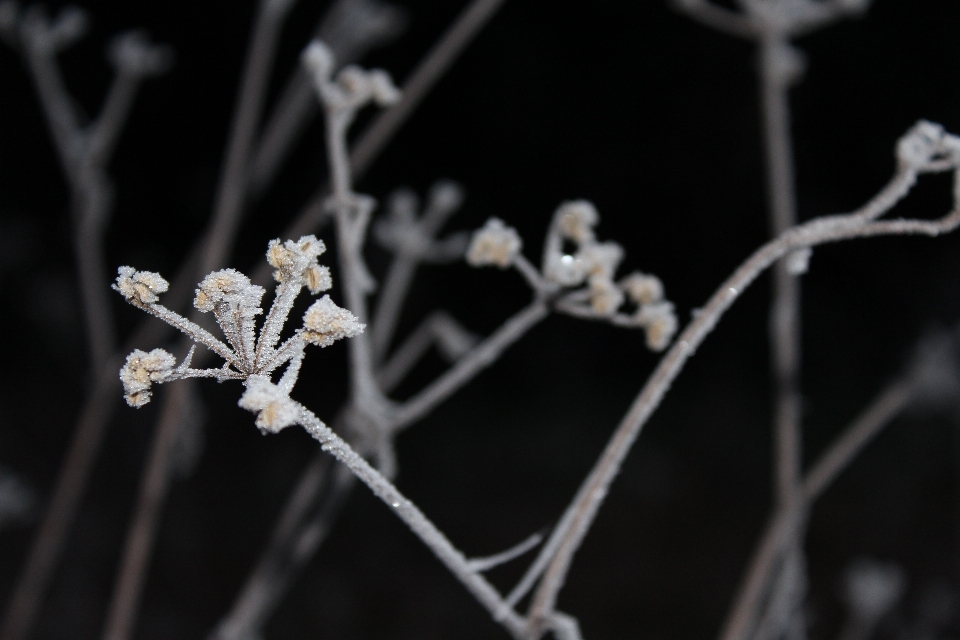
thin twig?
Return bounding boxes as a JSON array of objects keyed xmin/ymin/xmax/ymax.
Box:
[
  {"xmin": 293, "ymin": 403, "xmax": 528, "ymax": 638},
  {"xmin": 390, "ymin": 300, "xmax": 550, "ymax": 431}
]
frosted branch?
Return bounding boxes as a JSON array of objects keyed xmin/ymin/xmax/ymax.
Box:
[{"xmin": 523, "ymin": 135, "xmax": 960, "ymax": 631}]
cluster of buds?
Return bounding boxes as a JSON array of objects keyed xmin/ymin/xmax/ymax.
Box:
[
  {"xmin": 114, "ymin": 235, "xmax": 364, "ymax": 433},
  {"xmin": 466, "ymin": 218, "xmax": 522, "ymax": 269},
  {"xmin": 466, "ymin": 201, "xmax": 678, "ymax": 351},
  {"xmin": 374, "ymin": 181, "xmax": 469, "ymax": 263},
  {"xmin": 301, "ymin": 39, "xmax": 400, "ymax": 114}
]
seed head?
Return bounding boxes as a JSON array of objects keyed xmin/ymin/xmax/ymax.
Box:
[{"xmin": 302, "ymin": 295, "xmax": 365, "ymax": 347}]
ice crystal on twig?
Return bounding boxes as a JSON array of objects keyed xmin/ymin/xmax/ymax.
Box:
[{"xmin": 115, "ymin": 237, "xmax": 362, "ymax": 431}]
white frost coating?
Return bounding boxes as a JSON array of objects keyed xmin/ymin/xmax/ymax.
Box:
[
  {"xmin": 579, "ymin": 241, "xmax": 623, "ymax": 278},
  {"xmin": 302, "ymin": 295, "xmax": 366, "ymax": 347},
  {"xmin": 116, "ymin": 236, "xmax": 356, "ymax": 417},
  {"xmin": 266, "ymin": 235, "xmax": 331, "ymax": 294},
  {"xmin": 301, "ymin": 38, "xmax": 400, "ymax": 112},
  {"xmin": 120, "ymin": 348, "xmax": 176, "ymax": 407},
  {"xmin": 238, "ymin": 376, "xmax": 300, "ymax": 433},
  {"xmin": 620, "ymin": 272, "xmax": 664, "ymax": 305},
  {"xmin": 636, "ymin": 301, "xmax": 678, "ymax": 352},
  {"xmin": 112, "ymin": 266, "xmax": 169, "ymax": 306},
  {"xmin": 194, "ymin": 269, "xmax": 264, "ymax": 314},
  {"xmin": 466, "ymin": 218, "xmax": 522, "ymax": 268},
  {"xmin": 587, "ymin": 275, "xmax": 624, "ymax": 317},
  {"xmin": 555, "ymin": 200, "xmax": 598, "ymax": 243}
]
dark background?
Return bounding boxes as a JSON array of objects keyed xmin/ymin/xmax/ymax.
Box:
[{"xmin": 3, "ymin": 1, "xmax": 960, "ymax": 638}]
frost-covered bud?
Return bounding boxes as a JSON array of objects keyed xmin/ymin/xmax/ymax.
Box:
[
  {"xmin": 897, "ymin": 120, "xmax": 949, "ymax": 170},
  {"xmin": 302, "ymin": 39, "xmax": 334, "ymax": 86},
  {"xmin": 843, "ymin": 558, "xmax": 905, "ymax": 623},
  {"xmin": 108, "ymin": 30, "xmax": 173, "ymax": 76},
  {"xmin": 578, "ymin": 241, "xmax": 624, "ymax": 278},
  {"xmin": 113, "ymin": 266, "xmax": 169, "ymax": 306},
  {"xmin": 556, "ymin": 200, "xmax": 599, "ymax": 243},
  {"xmin": 466, "ymin": 218, "xmax": 522, "ymax": 269},
  {"xmin": 368, "ymin": 68, "xmax": 401, "ymax": 106},
  {"xmin": 302, "ymin": 295, "xmax": 365, "ymax": 347},
  {"xmin": 238, "ymin": 376, "xmax": 299, "ymax": 433},
  {"xmin": 620, "ymin": 272, "xmax": 664, "ymax": 305},
  {"xmin": 637, "ymin": 301, "xmax": 677, "ymax": 352},
  {"xmin": 194, "ymin": 269, "xmax": 264, "ymax": 313},
  {"xmin": 120, "ymin": 348, "xmax": 175, "ymax": 407},
  {"xmin": 588, "ymin": 275, "xmax": 625, "ymax": 317},
  {"xmin": 266, "ymin": 235, "xmax": 331, "ymax": 294}
]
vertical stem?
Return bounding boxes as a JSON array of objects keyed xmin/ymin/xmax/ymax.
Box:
[{"xmin": 760, "ymin": 36, "xmax": 803, "ymax": 511}]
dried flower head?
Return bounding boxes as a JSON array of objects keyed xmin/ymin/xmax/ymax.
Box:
[
  {"xmin": 238, "ymin": 376, "xmax": 300, "ymax": 434},
  {"xmin": 120, "ymin": 348, "xmax": 176, "ymax": 407},
  {"xmin": 302, "ymin": 295, "xmax": 365, "ymax": 347},
  {"xmin": 556, "ymin": 200, "xmax": 599, "ymax": 243},
  {"xmin": 467, "ymin": 218, "xmax": 522, "ymax": 268},
  {"xmin": 620, "ymin": 272, "xmax": 664, "ymax": 306},
  {"xmin": 113, "ymin": 266, "xmax": 169, "ymax": 307},
  {"xmin": 588, "ymin": 275, "xmax": 625, "ymax": 317},
  {"xmin": 637, "ymin": 301, "xmax": 678, "ymax": 351},
  {"xmin": 266, "ymin": 235, "xmax": 332, "ymax": 294},
  {"xmin": 194, "ymin": 269, "xmax": 264, "ymax": 314},
  {"xmin": 578, "ymin": 241, "xmax": 624, "ymax": 278}
]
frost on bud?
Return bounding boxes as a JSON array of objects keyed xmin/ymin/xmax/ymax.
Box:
[
  {"xmin": 620, "ymin": 272, "xmax": 664, "ymax": 306},
  {"xmin": 113, "ymin": 266, "xmax": 169, "ymax": 306},
  {"xmin": 896, "ymin": 120, "xmax": 954, "ymax": 170},
  {"xmin": 302, "ymin": 295, "xmax": 365, "ymax": 347},
  {"xmin": 637, "ymin": 301, "xmax": 678, "ymax": 352},
  {"xmin": 579, "ymin": 241, "xmax": 624, "ymax": 278},
  {"xmin": 194, "ymin": 269, "xmax": 264, "ymax": 314},
  {"xmin": 120, "ymin": 348, "xmax": 175, "ymax": 407},
  {"xmin": 466, "ymin": 218, "xmax": 522, "ymax": 269},
  {"xmin": 368, "ymin": 68, "xmax": 401, "ymax": 105},
  {"xmin": 588, "ymin": 276, "xmax": 624, "ymax": 317},
  {"xmin": 266, "ymin": 235, "xmax": 331, "ymax": 294},
  {"xmin": 302, "ymin": 39, "xmax": 334, "ymax": 86},
  {"xmin": 238, "ymin": 376, "xmax": 299, "ymax": 433},
  {"xmin": 466, "ymin": 218, "xmax": 523, "ymax": 269},
  {"xmin": 843, "ymin": 558, "xmax": 905, "ymax": 623},
  {"xmin": 556, "ymin": 200, "xmax": 599, "ymax": 243}
]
